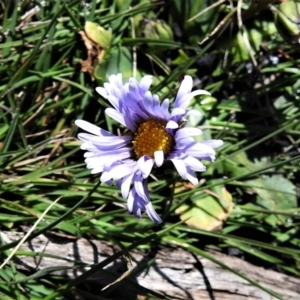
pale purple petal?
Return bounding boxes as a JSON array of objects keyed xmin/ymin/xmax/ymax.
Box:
[
  {"xmin": 128, "ymin": 188, "xmax": 145, "ymax": 219},
  {"xmin": 75, "ymin": 120, "xmax": 113, "ymax": 137},
  {"xmin": 161, "ymin": 98, "xmax": 170, "ymax": 119},
  {"xmin": 152, "ymin": 95, "xmax": 165, "ymax": 119},
  {"xmin": 173, "ymin": 137, "xmax": 195, "ymax": 147},
  {"xmin": 200, "ymin": 140, "xmax": 224, "ymax": 148},
  {"xmin": 171, "ymin": 107, "xmax": 185, "ymax": 117},
  {"xmin": 176, "ymin": 90, "xmax": 210, "ymax": 110},
  {"xmin": 171, "ymin": 158, "xmax": 187, "ymax": 178},
  {"xmin": 176, "ymin": 127, "xmax": 202, "ymax": 139},
  {"xmin": 139, "ymin": 75, "xmax": 153, "ymax": 94},
  {"xmin": 105, "ymin": 108, "xmax": 126, "ymax": 127},
  {"xmin": 134, "ymin": 177, "xmax": 148, "ymax": 201},
  {"xmin": 143, "ymin": 91, "xmax": 155, "ymax": 116},
  {"xmin": 100, "ymin": 163, "xmax": 136, "ymax": 182},
  {"xmin": 145, "ymin": 203, "xmax": 162, "ymax": 223},
  {"xmin": 186, "ymin": 168, "xmax": 199, "ymax": 186},
  {"xmin": 183, "ymin": 155, "xmax": 206, "ymax": 172},
  {"xmin": 128, "ymin": 78, "xmax": 141, "ymax": 99},
  {"xmin": 121, "ymin": 173, "xmax": 135, "ymax": 199},
  {"xmin": 185, "ymin": 142, "xmax": 216, "ymax": 159},
  {"xmin": 106, "ymin": 95, "xmax": 121, "ymax": 110},
  {"xmin": 78, "ymin": 133, "xmax": 131, "ymax": 144}
]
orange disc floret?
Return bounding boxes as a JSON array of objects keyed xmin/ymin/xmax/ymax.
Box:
[{"xmin": 132, "ymin": 119, "xmax": 174, "ymax": 159}]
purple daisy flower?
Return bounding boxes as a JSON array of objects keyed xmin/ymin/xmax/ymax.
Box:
[{"xmin": 75, "ymin": 74, "xmax": 223, "ymax": 223}]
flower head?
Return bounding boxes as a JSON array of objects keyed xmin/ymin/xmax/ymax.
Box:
[{"xmin": 76, "ymin": 74, "xmax": 223, "ymax": 223}]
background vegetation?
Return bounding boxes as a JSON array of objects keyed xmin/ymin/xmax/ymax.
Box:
[{"xmin": 0, "ymin": 0, "xmax": 299, "ymax": 299}]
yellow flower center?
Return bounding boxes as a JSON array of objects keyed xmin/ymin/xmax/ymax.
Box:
[{"xmin": 132, "ymin": 120, "xmax": 174, "ymax": 159}]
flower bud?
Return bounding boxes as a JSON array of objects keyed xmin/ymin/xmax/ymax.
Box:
[
  {"xmin": 142, "ymin": 19, "xmax": 173, "ymax": 54},
  {"xmin": 275, "ymin": 1, "xmax": 300, "ymax": 45},
  {"xmin": 143, "ymin": 19, "xmax": 173, "ymax": 41}
]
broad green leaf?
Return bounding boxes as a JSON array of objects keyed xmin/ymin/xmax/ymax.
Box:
[
  {"xmin": 111, "ymin": 47, "xmax": 132, "ymax": 80},
  {"xmin": 246, "ymin": 174, "xmax": 297, "ymax": 226},
  {"xmin": 176, "ymin": 186, "xmax": 233, "ymax": 230}
]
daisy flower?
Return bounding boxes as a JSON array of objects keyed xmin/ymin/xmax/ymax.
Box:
[{"xmin": 75, "ymin": 74, "xmax": 223, "ymax": 223}]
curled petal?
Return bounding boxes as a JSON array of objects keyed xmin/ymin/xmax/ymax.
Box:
[
  {"xmin": 178, "ymin": 90, "xmax": 210, "ymax": 110},
  {"xmin": 121, "ymin": 173, "xmax": 135, "ymax": 199},
  {"xmin": 186, "ymin": 167, "xmax": 199, "ymax": 186},
  {"xmin": 138, "ymin": 156, "xmax": 154, "ymax": 178},
  {"xmin": 174, "ymin": 75, "xmax": 193, "ymax": 108}
]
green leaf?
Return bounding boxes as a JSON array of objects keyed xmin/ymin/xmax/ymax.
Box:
[
  {"xmin": 84, "ymin": 21, "xmax": 112, "ymax": 50},
  {"xmin": 95, "ymin": 46, "xmax": 134, "ymax": 82},
  {"xmin": 246, "ymin": 174, "xmax": 297, "ymax": 226},
  {"xmin": 176, "ymin": 186, "xmax": 233, "ymax": 231}
]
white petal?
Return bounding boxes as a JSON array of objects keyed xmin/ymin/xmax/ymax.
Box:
[
  {"xmin": 80, "ymin": 142, "xmax": 97, "ymax": 151},
  {"xmin": 154, "ymin": 150, "xmax": 164, "ymax": 167},
  {"xmin": 85, "ymin": 151, "xmax": 131, "ymax": 168},
  {"xmin": 95, "ymin": 87, "xmax": 108, "ymax": 99},
  {"xmin": 127, "ymin": 190, "xmax": 134, "ymax": 213},
  {"xmin": 185, "ymin": 109, "xmax": 202, "ymax": 116},
  {"xmin": 166, "ymin": 120, "xmax": 179, "ymax": 129},
  {"xmin": 90, "ymin": 166, "xmax": 104, "ymax": 174},
  {"xmin": 174, "ymin": 75, "xmax": 193, "ymax": 108},
  {"xmin": 78, "ymin": 133, "xmax": 130, "ymax": 149},
  {"xmin": 114, "ymin": 73, "xmax": 123, "ymax": 89},
  {"xmin": 137, "ymin": 156, "xmax": 154, "ymax": 178},
  {"xmin": 100, "ymin": 164, "xmax": 135, "ymax": 182}
]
